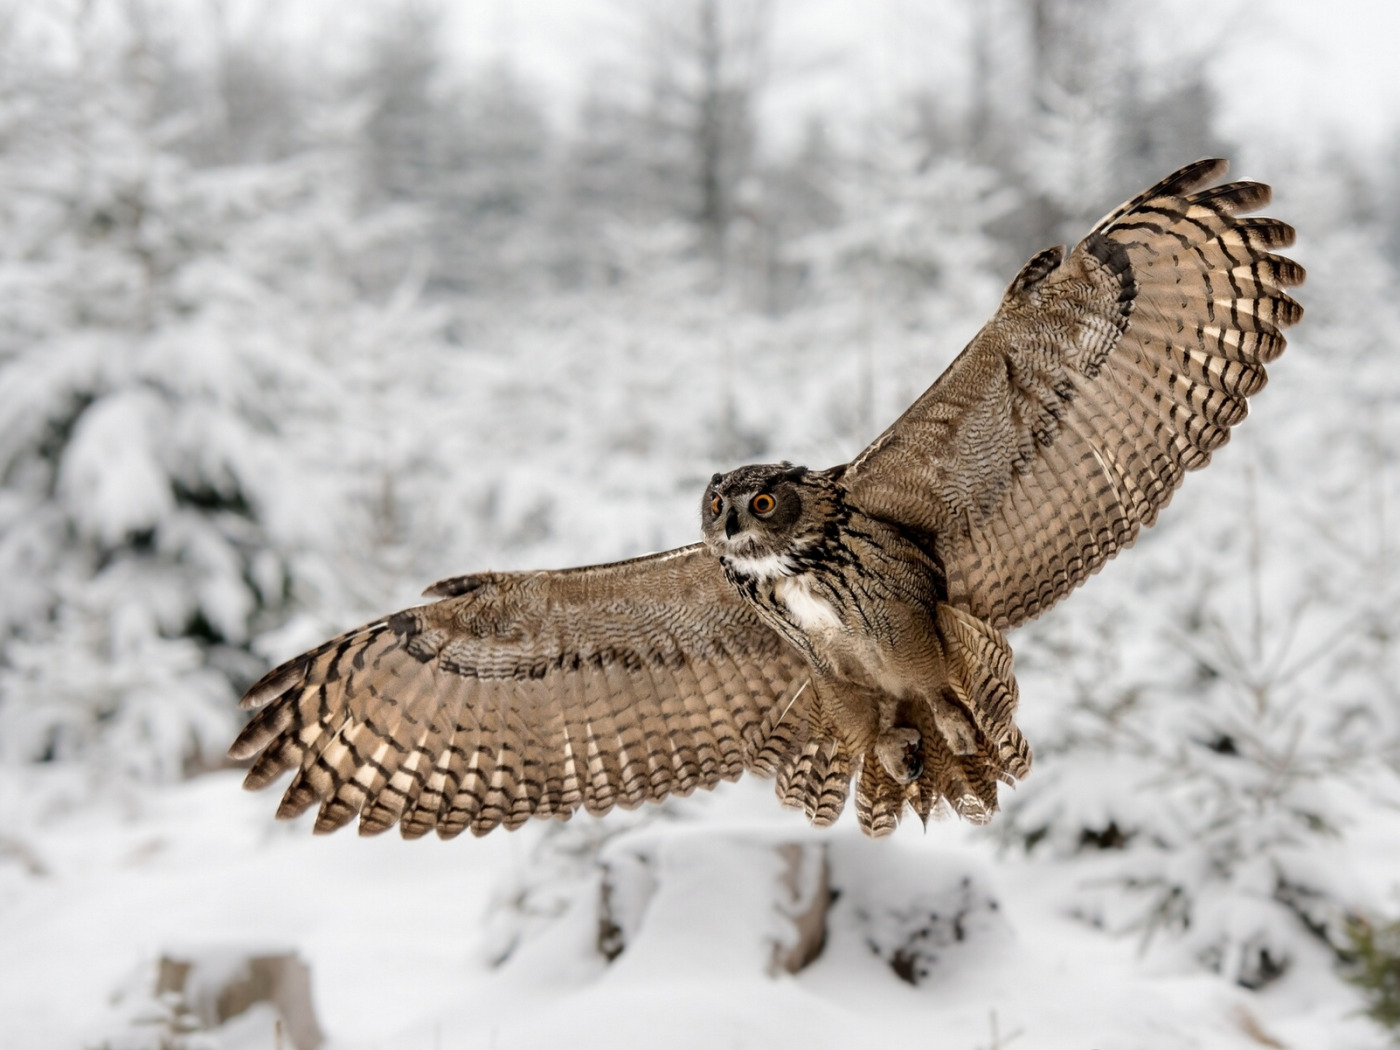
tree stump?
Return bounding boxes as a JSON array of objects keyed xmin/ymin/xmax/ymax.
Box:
[{"xmin": 155, "ymin": 949, "xmax": 323, "ymax": 1050}]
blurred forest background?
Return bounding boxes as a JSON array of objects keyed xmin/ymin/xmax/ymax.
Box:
[{"xmin": 2, "ymin": 0, "xmax": 1400, "ymax": 1043}]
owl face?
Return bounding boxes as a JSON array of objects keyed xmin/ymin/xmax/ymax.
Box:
[{"xmin": 701, "ymin": 462, "xmax": 824, "ymax": 566}]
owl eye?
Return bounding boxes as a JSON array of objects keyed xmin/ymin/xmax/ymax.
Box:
[
  {"xmin": 750, "ymin": 493, "xmax": 776, "ymax": 516},
  {"xmin": 709, "ymin": 495, "xmax": 723, "ymax": 515}
]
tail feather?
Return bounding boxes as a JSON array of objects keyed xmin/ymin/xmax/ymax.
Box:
[
  {"xmin": 810, "ymin": 746, "xmax": 852, "ymax": 827},
  {"xmin": 855, "ymin": 757, "xmax": 903, "ymax": 838},
  {"xmin": 777, "ymin": 737, "xmax": 852, "ymax": 826},
  {"xmin": 769, "ymin": 683, "xmax": 854, "ymax": 826}
]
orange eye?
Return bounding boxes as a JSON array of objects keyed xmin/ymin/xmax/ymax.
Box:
[
  {"xmin": 751, "ymin": 493, "xmax": 776, "ymax": 515},
  {"xmin": 709, "ymin": 495, "xmax": 722, "ymax": 515}
]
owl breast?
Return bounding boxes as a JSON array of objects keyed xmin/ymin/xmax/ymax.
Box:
[
  {"xmin": 772, "ymin": 575, "xmax": 843, "ymax": 635},
  {"xmin": 719, "ymin": 554, "xmax": 850, "ymax": 666}
]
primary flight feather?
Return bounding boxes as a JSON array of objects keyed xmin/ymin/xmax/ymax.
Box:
[{"xmin": 229, "ymin": 159, "xmax": 1303, "ymax": 839}]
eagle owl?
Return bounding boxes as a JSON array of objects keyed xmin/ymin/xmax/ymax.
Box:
[{"xmin": 230, "ymin": 159, "xmax": 1303, "ymax": 839}]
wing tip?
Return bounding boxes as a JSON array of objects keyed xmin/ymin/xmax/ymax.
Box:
[
  {"xmin": 237, "ymin": 661, "xmax": 303, "ymax": 711},
  {"xmin": 276, "ymin": 786, "xmax": 318, "ymax": 822},
  {"xmin": 1192, "ymin": 179, "xmax": 1274, "ymax": 217},
  {"xmin": 1094, "ymin": 157, "xmax": 1231, "ymax": 232},
  {"xmin": 226, "ymin": 736, "xmax": 260, "ymax": 763},
  {"xmin": 1168, "ymin": 157, "xmax": 1229, "ymax": 194}
]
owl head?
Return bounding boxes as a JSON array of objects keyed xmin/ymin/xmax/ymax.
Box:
[{"xmin": 700, "ymin": 462, "xmax": 845, "ymax": 570}]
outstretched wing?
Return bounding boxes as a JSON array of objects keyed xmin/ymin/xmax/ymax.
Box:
[
  {"xmin": 844, "ymin": 159, "xmax": 1304, "ymax": 630},
  {"xmin": 228, "ymin": 545, "xmax": 807, "ymax": 838}
]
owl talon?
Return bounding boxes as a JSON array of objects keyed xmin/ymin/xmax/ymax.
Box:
[
  {"xmin": 875, "ymin": 728, "xmax": 923, "ymax": 784},
  {"xmin": 902, "ymin": 746, "xmax": 923, "ymax": 783}
]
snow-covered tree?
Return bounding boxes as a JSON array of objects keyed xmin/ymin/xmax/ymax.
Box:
[
  {"xmin": 961, "ymin": 1, "xmax": 1223, "ymax": 261},
  {"xmin": 783, "ymin": 112, "xmax": 1013, "ymax": 455},
  {"xmin": 354, "ymin": 4, "xmax": 552, "ymax": 298},
  {"xmin": 0, "ymin": 4, "xmax": 444, "ymax": 780}
]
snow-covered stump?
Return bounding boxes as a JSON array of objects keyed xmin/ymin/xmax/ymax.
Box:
[
  {"xmin": 597, "ymin": 828, "xmax": 830, "ymax": 976},
  {"xmin": 488, "ymin": 810, "xmax": 1011, "ymax": 991},
  {"xmin": 593, "ymin": 827, "xmax": 1011, "ymax": 985},
  {"xmin": 153, "ymin": 949, "xmax": 323, "ymax": 1050}
]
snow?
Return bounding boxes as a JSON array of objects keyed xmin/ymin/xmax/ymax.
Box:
[{"xmin": 2, "ymin": 773, "xmax": 1390, "ymax": 1049}]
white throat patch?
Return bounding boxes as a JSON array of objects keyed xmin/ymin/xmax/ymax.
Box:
[{"xmin": 724, "ymin": 551, "xmax": 796, "ymax": 582}]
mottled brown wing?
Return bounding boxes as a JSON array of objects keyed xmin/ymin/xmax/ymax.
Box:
[
  {"xmin": 844, "ymin": 159, "xmax": 1304, "ymax": 630},
  {"xmin": 228, "ymin": 544, "xmax": 808, "ymax": 838}
]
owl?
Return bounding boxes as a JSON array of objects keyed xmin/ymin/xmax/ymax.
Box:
[{"xmin": 229, "ymin": 159, "xmax": 1303, "ymax": 839}]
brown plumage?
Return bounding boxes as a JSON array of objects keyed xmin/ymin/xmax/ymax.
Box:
[
  {"xmin": 230, "ymin": 159, "xmax": 1303, "ymax": 839},
  {"xmin": 232, "ymin": 548, "xmax": 807, "ymax": 838}
]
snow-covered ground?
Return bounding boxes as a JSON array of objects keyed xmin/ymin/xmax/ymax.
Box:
[{"xmin": 2, "ymin": 767, "xmax": 1394, "ymax": 1050}]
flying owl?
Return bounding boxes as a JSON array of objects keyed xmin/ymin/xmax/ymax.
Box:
[{"xmin": 229, "ymin": 159, "xmax": 1303, "ymax": 839}]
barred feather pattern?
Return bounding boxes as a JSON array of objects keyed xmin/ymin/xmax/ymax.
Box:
[
  {"xmin": 229, "ymin": 546, "xmax": 808, "ymax": 838},
  {"xmin": 935, "ymin": 603, "xmax": 1031, "ymax": 784},
  {"xmin": 846, "ymin": 158, "xmax": 1304, "ymax": 631}
]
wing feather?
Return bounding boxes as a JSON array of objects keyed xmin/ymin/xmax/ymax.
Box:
[
  {"xmin": 229, "ymin": 544, "xmax": 807, "ymax": 837},
  {"xmin": 844, "ymin": 159, "xmax": 1303, "ymax": 629}
]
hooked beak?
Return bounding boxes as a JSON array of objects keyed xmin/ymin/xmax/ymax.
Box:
[{"xmin": 724, "ymin": 508, "xmax": 741, "ymax": 538}]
